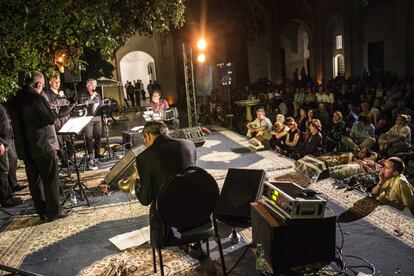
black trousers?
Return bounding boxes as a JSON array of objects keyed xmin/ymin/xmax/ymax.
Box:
[
  {"xmin": 84, "ymin": 120, "xmax": 102, "ymax": 156},
  {"xmin": 0, "ymin": 150, "xmax": 13, "ymax": 204},
  {"xmin": 24, "ymin": 151, "xmax": 60, "ymax": 217},
  {"xmin": 7, "ymin": 141, "xmax": 18, "ymax": 189}
]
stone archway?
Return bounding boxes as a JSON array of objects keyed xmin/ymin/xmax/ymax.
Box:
[
  {"xmin": 333, "ymin": 54, "xmax": 345, "ymax": 78},
  {"xmin": 325, "ymin": 15, "xmax": 345, "ymax": 79},
  {"xmin": 280, "ymin": 20, "xmax": 311, "ymax": 81},
  {"xmin": 119, "ymin": 51, "xmax": 156, "ymax": 99}
]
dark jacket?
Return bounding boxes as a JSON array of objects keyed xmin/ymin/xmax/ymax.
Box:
[
  {"xmin": 135, "ymin": 134, "xmax": 196, "ymax": 247},
  {"xmin": 7, "ymin": 85, "xmax": 56, "ymax": 160},
  {"xmin": 0, "ymin": 104, "xmax": 10, "ymax": 146},
  {"xmin": 302, "ymin": 132, "xmax": 323, "ymax": 157},
  {"xmin": 44, "ymin": 89, "xmax": 70, "ymax": 131},
  {"xmin": 41, "ymin": 91, "xmax": 59, "ymax": 151}
]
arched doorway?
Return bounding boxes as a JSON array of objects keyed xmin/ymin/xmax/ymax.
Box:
[
  {"xmin": 333, "ymin": 54, "xmax": 345, "ymax": 78},
  {"xmin": 119, "ymin": 51, "xmax": 156, "ymax": 98},
  {"xmin": 280, "ymin": 21, "xmax": 311, "ymax": 81}
]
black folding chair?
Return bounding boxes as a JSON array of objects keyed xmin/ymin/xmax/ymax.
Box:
[{"xmin": 153, "ymin": 166, "xmax": 227, "ymax": 276}]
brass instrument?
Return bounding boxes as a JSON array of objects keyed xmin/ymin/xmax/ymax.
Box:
[
  {"xmin": 101, "ymin": 145, "xmax": 145, "ymax": 197},
  {"xmin": 117, "ymin": 163, "xmax": 139, "ymax": 199}
]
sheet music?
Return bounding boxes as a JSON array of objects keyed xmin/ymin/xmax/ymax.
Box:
[
  {"xmin": 109, "ymin": 226, "xmax": 150, "ymax": 251},
  {"xmin": 58, "ymin": 116, "xmax": 94, "ymax": 134}
]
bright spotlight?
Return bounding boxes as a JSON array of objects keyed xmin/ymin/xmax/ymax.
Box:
[
  {"xmin": 197, "ymin": 53, "xmax": 206, "ymax": 63},
  {"xmin": 197, "ymin": 39, "xmax": 207, "ymax": 50}
]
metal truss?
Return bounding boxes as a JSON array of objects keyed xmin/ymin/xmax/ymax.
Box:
[{"xmin": 182, "ymin": 43, "xmax": 198, "ymax": 127}]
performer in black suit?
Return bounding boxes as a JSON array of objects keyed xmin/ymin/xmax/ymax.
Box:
[
  {"xmin": 0, "ymin": 103, "xmax": 23, "ymax": 207},
  {"xmin": 7, "ymin": 70, "xmax": 69, "ymax": 221},
  {"xmin": 135, "ymin": 121, "xmax": 196, "ymax": 247},
  {"xmin": 80, "ymin": 79, "xmax": 103, "ymax": 158}
]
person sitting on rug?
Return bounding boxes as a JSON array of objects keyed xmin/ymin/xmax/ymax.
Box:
[
  {"xmin": 290, "ymin": 119, "xmax": 323, "ymax": 159},
  {"xmin": 325, "ymin": 111, "xmax": 346, "ymax": 152},
  {"xmin": 284, "ymin": 117, "xmax": 301, "ymax": 155},
  {"xmin": 372, "ymin": 157, "xmax": 414, "ymax": 215},
  {"xmin": 341, "ymin": 115, "xmax": 376, "ymax": 152},
  {"xmin": 269, "ymin": 114, "xmax": 290, "ymax": 151},
  {"xmin": 246, "ymin": 108, "xmax": 273, "ymax": 148},
  {"xmin": 378, "ymin": 114, "xmax": 412, "ymax": 157}
]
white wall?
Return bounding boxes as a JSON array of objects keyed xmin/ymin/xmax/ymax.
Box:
[{"xmin": 120, "ymin": 51, "xmax": 155, "ymax": 98}]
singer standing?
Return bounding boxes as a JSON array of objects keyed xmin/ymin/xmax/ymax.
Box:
[
  {"xmin": 80, "ymin": 79, "xmax": 103, "ymax": 158},
  {"xmin": 7, "ymin": 70, "xmax": 68, "ymax": 221}
]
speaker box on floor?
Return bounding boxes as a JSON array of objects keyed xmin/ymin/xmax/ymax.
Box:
[
  {"xmin": 177, "ymin": 126, "xmax": 205, "ymax": 147},
  {"xmin": 251, "ymin": 202, "xmax": 336, "ymax": 273},
  {"xmin": 215, "ymin": 168, "xmax": 265, "ymax": 226}
]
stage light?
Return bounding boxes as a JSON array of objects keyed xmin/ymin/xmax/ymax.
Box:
[
  {"xmin": 197, "ymin": 53, "xmax": 206, "ymax": 63},
  {"xmin": 197, "ymin": 39, "xmax": 207, "ymax": 50}
]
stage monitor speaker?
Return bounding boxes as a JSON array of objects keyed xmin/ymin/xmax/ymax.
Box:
[
  {"xmin": 102, "ymin": 145, "xmax": 145, "ymax": 189},
  {"xmin": 215, "ymin": 168, "xmax": 265, "ymax": 226},
  {"xmin": 251, "ymin": 202, "xmax": 336, "ymax": 273},
  {"xmin": 178, "ymin": 126, "xmax": 206, "ymax": 147},
  {"xmin": 64, "ymin": 66, "xmax": 81, "ymax": 83}
]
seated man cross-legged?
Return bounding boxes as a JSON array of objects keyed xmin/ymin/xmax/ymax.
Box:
[{"xmin": 246, "ymin": 108, "xmax": 273, "ymax": 150}]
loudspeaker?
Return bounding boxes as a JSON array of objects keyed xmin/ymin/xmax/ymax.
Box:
[
  {"xmin": 103, "ymin": 145, "xmax": 145, "ymax": 189},
  {"xmin": 64, "ymin": 66, "xmax": 81, "ymax": 83},
  {"xmin": 178, "ymin": 126, "xmax": 206, "ymax": 147},
  {"xmin": 251, "ymin": 202, "xmax": 336, "ymax": 273},
  {"xmin": 215, "ymin": 168, "xmax": 265, "ymax": 226}
]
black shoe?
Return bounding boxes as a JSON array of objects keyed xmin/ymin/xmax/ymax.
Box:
[
  {"xmin": 1, "ymin": 197, "xmax": 23, "ymax": 208},
  {"xmin": 12, "ymin": 184, "xmax": 27, "ymax": 192},
  {"xmin": 44, "ymin": 210, "xmax": 72, "ymax": 222},
  {"xmin": 95, "ymin": 154, "xmax": 104, "ymax": 159}
]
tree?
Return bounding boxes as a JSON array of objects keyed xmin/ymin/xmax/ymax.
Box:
[{"xmin": 0, "ymin": 0, "xmax": 186, "ymax": 101}]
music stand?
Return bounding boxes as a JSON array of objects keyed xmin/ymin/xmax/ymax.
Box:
[{"xmin": 59, "ymin": 116, "xmax": 94, "ymax": 206}]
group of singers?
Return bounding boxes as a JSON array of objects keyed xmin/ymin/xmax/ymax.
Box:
[
  {"xmin": 0, "ymin": 71, "xmax": 108, "ymax": 221},
  {"xmin": 0, "ymin": 69, "xmax": 174, "ymax": 223}
]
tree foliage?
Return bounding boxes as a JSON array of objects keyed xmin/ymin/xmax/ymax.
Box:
[{"xmin": 0, "ymin": 0, "xmax": 186, "ymax": 101}]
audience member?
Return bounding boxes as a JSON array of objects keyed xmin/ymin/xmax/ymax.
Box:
[
  {"xmin": 379, "ymin": 114, "xmax": 412, "ymax": 156},
  {"xmin": 342, "ymin": 115, "xmax": 375, "ymax": 151},
  {"xmin": 372, "ymin": 157, "xmax": 413, "ymax": 214},
  {"xmin": 325, "ymin": 111, "xmax": 346, "ymax": 151}
]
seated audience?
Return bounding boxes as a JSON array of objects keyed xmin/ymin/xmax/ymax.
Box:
[
  {"xmin": 296, "ymin": 108, "xmax": 307, "ymax": 133},
  {"xmin": 342, "ymin": 115, "xmax": 376, "ymax": 151},
  {"xmin": 284, "ymin": 117, "xmax": 301, "ymax": 154},
  {"xmin": 325, "ymin": 111, "xmax": 346, "ymax": 151},
  {"xmin": 378, "ymin": 114, "xmax": 412, "ymax": 156},
  {"xmin": 150, "ymin": 89, "xmax": 169, "ymax": 113},
  {"xmin": 246, "ymin": 108, "xmax": 273, "ymax": 143},
  {"xmin": 368, "ymin": 107, "xmax": 390, "ymax": 137},
  {"xmin": 372, "ymin": 157, "xmax": 414, "ymax": 215},
  {"xmin": 316, "ymin": 103, "xmax": 330, "ymax": 131},
  {"xmin": 291, "ymin": 119, "xmax": 323, "ymax": 159},
  {"xmin": 270, "ymin": 121, "xmax": 289, "ymax": 151}
]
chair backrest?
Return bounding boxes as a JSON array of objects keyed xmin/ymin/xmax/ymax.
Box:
[{"xmin": 156, "ymin": 166, "xmax": 219, "ymax": 231}]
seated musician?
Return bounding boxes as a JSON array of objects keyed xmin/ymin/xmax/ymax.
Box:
[
  {"xmin": 246, "ymin": 108, "xmax": 273, "ymax": 147},
  {"xmin": 150, "ymin": 89, "xmax": 169, "ymax": 113}
]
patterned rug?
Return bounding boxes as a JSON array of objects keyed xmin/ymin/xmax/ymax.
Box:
[
  {"xmin": 79, "ymin": 247, "xmax": 198, "ymax": 276},
  {"xmin": 2, "ymin": 127, "xmax": 414, "ymax": 275}
]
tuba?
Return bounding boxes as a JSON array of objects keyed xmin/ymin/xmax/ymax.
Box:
[{"xmin": 117, "ymin": 164, "xmax": 139, "ymax": 199}]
